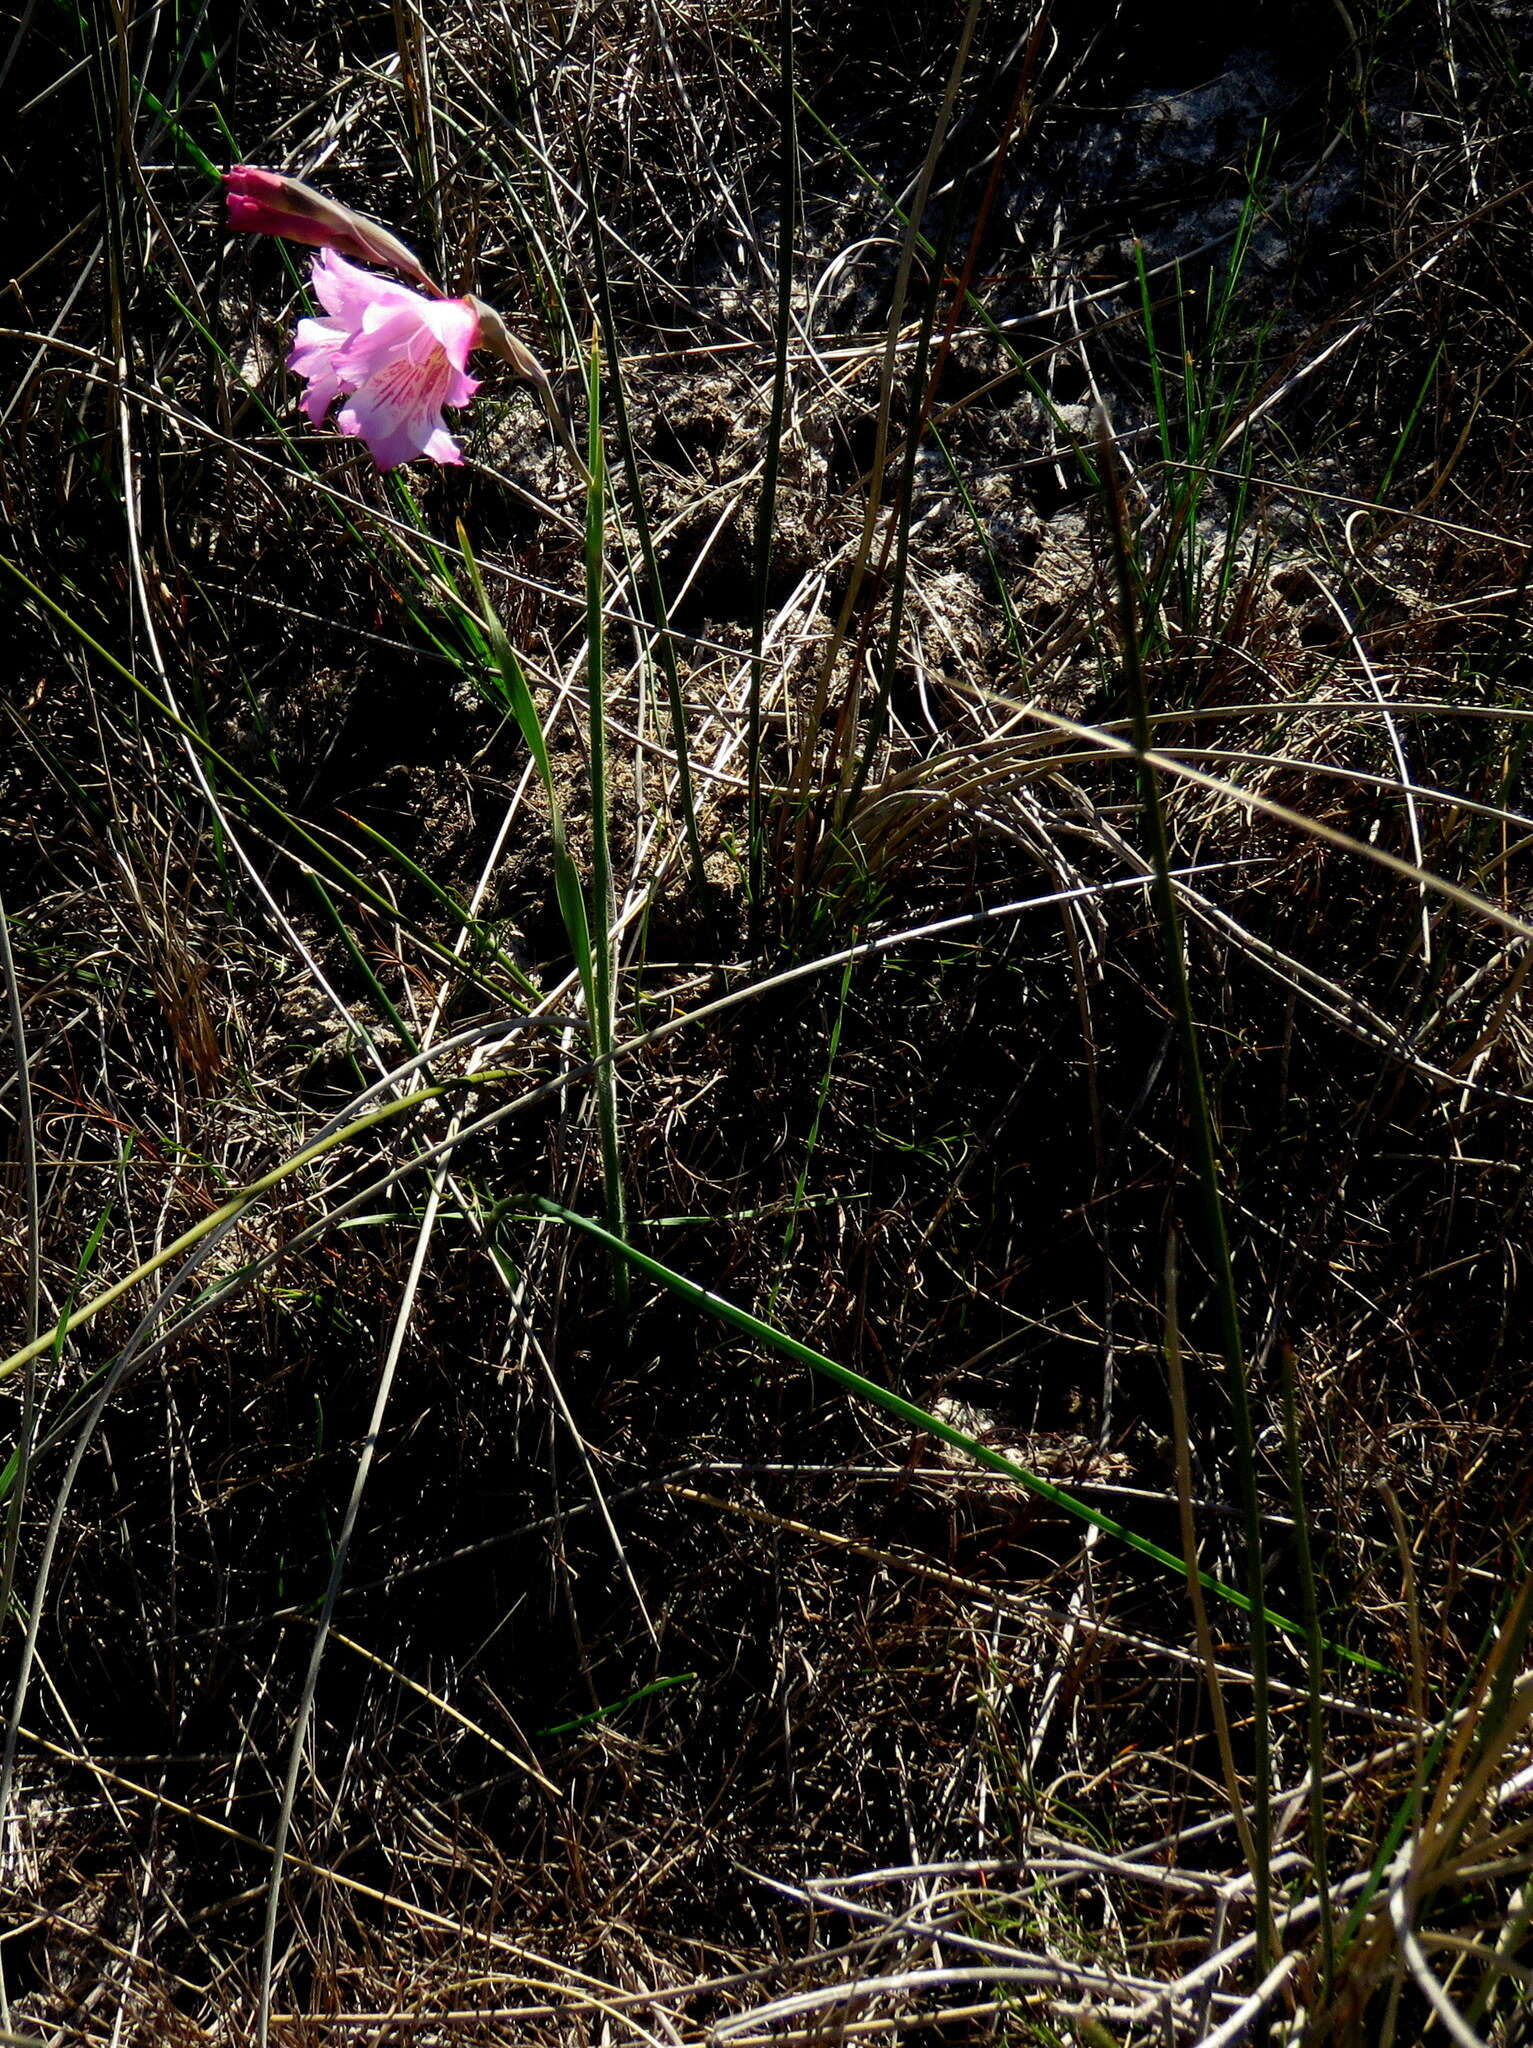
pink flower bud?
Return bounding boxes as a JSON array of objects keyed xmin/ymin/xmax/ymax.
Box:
[{"xmin": 223, "ymin": 166, "xmax": 439, "ymax": 295}]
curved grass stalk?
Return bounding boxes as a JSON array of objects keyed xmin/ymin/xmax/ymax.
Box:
[{"xmin": 955, "ymin": 686, "xmax": 1533, "ymax": 949}]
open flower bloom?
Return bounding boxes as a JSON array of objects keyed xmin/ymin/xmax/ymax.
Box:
[{"xmin": 288, "ymin": 249, "xmax": 481, "ymax": 470}]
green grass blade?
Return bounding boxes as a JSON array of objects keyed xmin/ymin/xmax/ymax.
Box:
[
  {"xmin": 456, "ymin": 522, "xmax": 599, "ymax": 1026},
  {"xmin": 537, "ymin": 1672, "xmax": 698, "ymax": 1739},
  {"xmin": 525, "ymin": 1194, "xmax": 1386, "ymax": 1672}
]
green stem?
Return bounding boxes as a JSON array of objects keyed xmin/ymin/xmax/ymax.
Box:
[
  {"xmin": 1098, "ymin": 419, "xmax": 1273, "ymax": 1979},
  {"xmin": 575, "ymin": 118, "xmax": 706, "ymax": 894}
]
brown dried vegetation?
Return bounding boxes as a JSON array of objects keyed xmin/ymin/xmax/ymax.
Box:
[{"xmin": 4, "ymin": 1, "xmax": 1533, "ymax": 2042}]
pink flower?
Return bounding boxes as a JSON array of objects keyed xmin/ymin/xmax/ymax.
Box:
[
  {"xmin": 223, "ymin": 168, "xmax": 559, "ymax": 471},
  {"xmin": 288, "ymin": 250, "xmax": 481, "ymax": 470}
]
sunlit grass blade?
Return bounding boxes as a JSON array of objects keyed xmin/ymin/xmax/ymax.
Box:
[{"xmin": 0, "ymin": 1060, "xmax": 521, "ymax": 1390}]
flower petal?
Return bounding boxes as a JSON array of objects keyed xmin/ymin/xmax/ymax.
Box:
[
  {"xmin": 288, "ymin": 315, "xmax": 349, "ymax": 373},
  {"xmin": 338, "ymin": 358, "xmax": 473, "ymax": 467},
  {"xmin": 330, "ymin": 303, "xmax": 428, "ymax": 387},
  {"xmin": 421, "ymin": 425, "xmax": 465, "ymax": 465},
  {"xmin": 418, "ymin": 297, "xmax": 481, "ymax": 374},
  {"xmin": 286, "ymin": 250, "xmax": 480, "ymax": 469},
  {"xmin": 336, "ymin": 389, "xmax": 438, "ymax": 470},
  {"xmin": 288, "ymin": 317, "xmax": 354, "ymax": 425},
  {"xmin": 309, "ymin": 249, "xmax": 418, "ymax": 329}
]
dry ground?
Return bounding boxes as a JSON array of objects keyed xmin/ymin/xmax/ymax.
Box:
[{"xmin": 4, "ymin": 1, "xmax": 1533, "ymax": 2042}]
